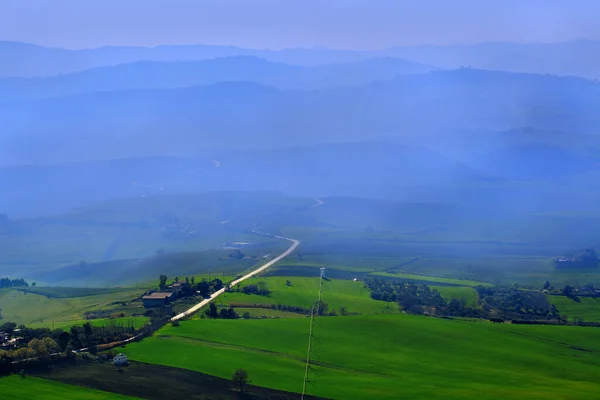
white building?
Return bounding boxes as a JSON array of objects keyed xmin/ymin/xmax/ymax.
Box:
[{"xmin": 113, "ymin": 353, "xmax": 128, "ymax": 366}]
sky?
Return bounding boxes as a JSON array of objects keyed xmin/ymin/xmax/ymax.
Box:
[{"xmin": 1, "ymin": 0, "xmax": 599, "ymax": 49}]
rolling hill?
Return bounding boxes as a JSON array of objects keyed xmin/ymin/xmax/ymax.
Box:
[
  {"xmin": 3, "ymin": 69, "xmax": 600, "ymax": 166},
  {"xmin": 0, "ymin": 56, "xmax": 435, "ymax": 101}
]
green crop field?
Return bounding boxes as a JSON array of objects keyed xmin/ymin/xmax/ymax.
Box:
[
  {"xmin": 0, "ymin": 375, "xmax": 137, "ymax": 399},
  {"xmin": 432, "ymin": 285, "xmax": 479, "ymax": 307},
  {"xmin": 124, "ymin": 315, "xmax": 600, "ymax": 400},
  {"xmin": 550, "ymin": 295, "xmax": 600, "ymax": 322},
  {"xmin": 42, "ymin": 316, "xmax": 151, "ymax": 331},
  {"xmin": 215, "ymin": 277, "xmax": 398, "ymax": 315},
  {"xmin": 0, "ymin": 288, "xmax": 144, "ymax": 327}
]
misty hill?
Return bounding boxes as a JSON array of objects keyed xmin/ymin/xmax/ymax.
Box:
[
  {"xmin": 384, "ymin": 40, "xmax": 600, "ymax": 80},
  {"xmin": 0, "ymin": 142, "xmax": 485, "ymax": 217},
  {"xmin": 0, "ymin": 41, "xmax": 370, "ymax": 77},
  {"xmin": 4, "ymin": 40, "xmax": 600, "ymax": 79},
  {"xmin": 2, "ymin": 69, "xmax": 600, "ymax": 165},
  {"xmin": 470, "ymin": 144, "xmax": 600, "ymax": 180},
  {"xmin": 0, "ymin": 56, "xmax": 435, "ymax": 101}
]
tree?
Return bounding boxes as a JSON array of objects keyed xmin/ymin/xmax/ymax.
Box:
[
  {"xmin": 159, "ymin": 274, "xmax": 168, "ymax": 290},
  {"xmin": 286, "ymin": 280, "xmax": 292, "ymax": 286},
  {"xmin": 58, "ymin": 331, "xmax": 70, "ymax": 352},
  {"xmin": 31, "ymin": 282, "xmax": 37, "ymax": 287},
  {"xmin": 206, "ymin": 303, "xmax": 219, "ymax": 319},
  {"xmin": 219, "ymin": 309, "xmax": 229, "ymax": 319},
  {"xmin": 242, "ymin": 312, "xmax": 251, "ymax": 319},
  {"xmin": 198, "ymin": 280, "xmax": 211, "ymax": 297},
  {"xmin": 190, "ymin": 277, "xmax": 195, "ymax": 286},
  {"xmin": 226, "ymin": 308, "xmax": 238, "ymax": 319},
  {"xmin": 83, "ymin": 322, "xmax": 93, "ymax": 339},
  {"xmin": 232, "ymin": 368, "xmax": 249, "ymax": 392},
  {"xmin": 543, "ymin": 280, "xmax": 551, "ymax": 290},
  {"xmin": 229, "ymin": 249, "xmax": 244, "ymax": 259},
  {"xmin": 563, "ymin": 285, "xmax": 574, "ymax": 297},
  {"xmin": 339, "ymin": 306, "xmax": 348, "ymax": 316}
]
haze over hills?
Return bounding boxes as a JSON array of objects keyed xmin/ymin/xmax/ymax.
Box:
[
  {"xmin": 4, "ymin": 40, "xmax": 600, "ymax": 78},
  {"xmin": 0, "ymin": 56, "xmax": 435, "ymax": 101},
  {"xmin": 2, "ymin": 68, "xmax": 600, "ymax": 166}
]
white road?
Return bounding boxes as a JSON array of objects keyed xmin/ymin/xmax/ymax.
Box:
[{"xmin": 171, "ymin": 233, "xmax": 299, "ymax": 321}]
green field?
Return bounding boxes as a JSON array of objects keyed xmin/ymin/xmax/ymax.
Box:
[
  {"xmin": 216, "ymin": 277, "xmax": 398, "ymax": 315},
  {"xmin": 432, "ymin": 285, "xmax": 479, "ymax": 307},
  {"xmin": 0, "ymin": 288, "xmax": 144, "ymax": 327},
  {"xmin": 235, "ymin": 307, "xmax": 307, "ymax": 318},
  {"xmin": 551, "ymin": 295, "xmax": 600, "ymax": 322},
  {"xmin": 0, "ymin": 375, "xmax": 136, "ymax": 399},
  {"xmin": 124, "ymin": 315, "xmax": 600, "ymax": 399}
]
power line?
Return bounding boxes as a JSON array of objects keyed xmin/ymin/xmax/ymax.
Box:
[{"xmin": 301, "ymin": 267, "xmax": 325, "ymax": 400}]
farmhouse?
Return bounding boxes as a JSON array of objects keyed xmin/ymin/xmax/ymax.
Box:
[{"xmin": 142, "ymin": 292, "xmax": 176, "ymax": 308}]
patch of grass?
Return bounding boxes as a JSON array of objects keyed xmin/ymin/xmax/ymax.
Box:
[
  {"xmin": 216, "ymin": 277, "xmax": 398, "ymax": 315},
  {"xmin": 125, "ymin": 315, "xmax": 600, "ymax": 399},
  {"xmin": 432, "ymin": 285, "xmax": 479, "ymax": 307},
  {"xmin": 550, "ymin": 295, "xmax": 600, "ymax": 322},
  {"xmin": 0, "ymin": 375, "xmax": 136, "ymax": 399},
  {"xmin": 0, "ymin": 289, "xmax": 144, "ymax": 327}
]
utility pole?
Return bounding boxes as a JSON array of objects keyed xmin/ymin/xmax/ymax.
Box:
[{"xmin": 301, "ymin": 267, "xmax": 325, "ymax": 400}]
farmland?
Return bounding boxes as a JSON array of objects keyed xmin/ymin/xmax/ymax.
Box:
[
  {"xmin": 124, "ymin": 315, "xmax": 600, "ymax": 399},
  {"xmin": 551, "ymin": 295, "xmax": 600, "ymax": 322},
  {"xmin": 0, "ymin": 375, "xmax": 136, "ymax": 399},
  {"xmin": 215, "ymin": 276, "xmax": 398, "ymax": 315},
  {"xmin": 0, "ymin": 288, "xmax": 145, "ymax": 327}
]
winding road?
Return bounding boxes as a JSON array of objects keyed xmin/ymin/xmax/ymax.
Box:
[{"xmin": 170, "ymin": 233, "xmax": 299, "ymax": 322}]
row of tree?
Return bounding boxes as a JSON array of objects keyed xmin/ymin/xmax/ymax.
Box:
[{"xmin": 0, "ymin": 277, "xmax": 29, "ymax": 289}]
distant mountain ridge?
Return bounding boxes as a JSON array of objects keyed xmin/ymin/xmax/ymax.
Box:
[{"xmin": 3, "ymin": 40, "xmax": 600, "ymax": 79}]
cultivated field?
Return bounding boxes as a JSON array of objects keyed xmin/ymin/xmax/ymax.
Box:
[
  {"xmin": 551, "ymin": 295, "xmax": 600, "ymax": 322},
  {"xmin": 123, "ymin": 315, "xmax": 600, "ymax": 399},
  {"xmin": 0, "ymin": 288, "xmax": 144, "ymax": 327}
]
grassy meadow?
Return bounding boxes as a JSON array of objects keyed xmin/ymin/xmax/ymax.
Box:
[
  {"xmin": 0, "ymin": 375, "xmax": 137, "ymax": 399},
  {"xmin": 124, "ymin": 315, "xmax": 600, "ymax": 400},
  {"xmin": 433, "ymin": 285, "xmax": 479, "ymax": 307}
]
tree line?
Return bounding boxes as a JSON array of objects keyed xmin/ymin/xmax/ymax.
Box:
[
  {"xmin": 0, "ymin": 277, "xmax": 29, "ymax": 289},
  {"xmin": 365, "ymin": 278, "xmax": 562, "ymax": 320}
]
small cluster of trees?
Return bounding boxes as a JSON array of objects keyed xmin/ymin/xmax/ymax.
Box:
[
  {"xmin": 240, "ymin": 281, "xmax": 270, "ymax": 296},
  {"xmin": 157, "ymin": 275, "xmax": 223, "ymax": 298},
  {"xmin": 365, "ymin": 278, "xmax": 560, "ymax": 320},
  {"xmin": 0, "ymin": 277, "xmax": 29, "ymax": 289},
  {"xmin": 476, "ymin": 285, "xmax": 560, "ymax": 320},
  {"xmin": 365, "ymin": 278, "xmax": 450, "ymax": 316},
  {"xmin": 204, "ymin": 303, "xmax": 238, "ymax": 319},
  {"xmin": 0, "ymin": 336, "xmax": 59, "ymax": 366}
]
